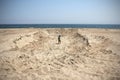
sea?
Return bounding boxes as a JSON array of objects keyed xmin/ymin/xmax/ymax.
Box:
[{"xmin": 0, "ymin": 24, "xmax": 120, "ymax": 29}]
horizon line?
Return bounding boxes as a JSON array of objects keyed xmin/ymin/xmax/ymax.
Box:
[{"xmin": 0, "ymin": 23, "xmax": 120, "ymax": 25}]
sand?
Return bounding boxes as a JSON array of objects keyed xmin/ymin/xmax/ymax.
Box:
[{"xmin": 0, "ymin": 28, "xmax": 120, "ymax": 80}]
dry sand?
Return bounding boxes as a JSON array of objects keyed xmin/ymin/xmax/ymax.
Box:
[{"xmin": 0, "ymin": 28, "xmax": 120, "ymax": 80}]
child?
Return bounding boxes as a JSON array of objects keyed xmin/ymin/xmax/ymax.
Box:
[{"xmin": 58, "ymin": 35, "xmax": 61, "ymax": 44}]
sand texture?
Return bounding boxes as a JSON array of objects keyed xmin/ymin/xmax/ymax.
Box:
[{"xmin": 0, "ymin": 28, "xmax": 120, "ymax": 80}]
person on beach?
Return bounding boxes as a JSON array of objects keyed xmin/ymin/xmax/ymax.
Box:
[{"xmin": 58, "ymin": 35, "xmax": 61, "ymax": 44}]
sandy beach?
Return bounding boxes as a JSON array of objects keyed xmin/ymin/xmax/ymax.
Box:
[{"xmin": 0, "ymin": 28, "xmax": 120, "ymax": 80}]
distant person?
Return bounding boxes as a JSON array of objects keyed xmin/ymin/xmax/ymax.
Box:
[{"xmin": 58, "ymin": 35, "xmax": 61, "ymax": 44}]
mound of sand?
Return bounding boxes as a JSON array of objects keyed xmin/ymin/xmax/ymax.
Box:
[{"xmin": 0, "ymin": 28, "xmax": 120, "ymax": 80}]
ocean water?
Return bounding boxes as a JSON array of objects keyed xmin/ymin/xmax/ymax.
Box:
[{"xmin": 0, "ymin": 24, "xmax": 120, "ymax": 29}]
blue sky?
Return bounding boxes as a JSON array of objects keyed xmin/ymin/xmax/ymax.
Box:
[{"xmin": 0, "ymin": 0, "xmax": 120, "ymax": 24}]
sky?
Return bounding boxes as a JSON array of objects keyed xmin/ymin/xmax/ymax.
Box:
[{"xmin": 0, "ymin": 0, "xmax": 120, "ymax": 24}]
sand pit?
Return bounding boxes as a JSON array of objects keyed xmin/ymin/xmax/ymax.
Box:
[{"xmin": 0, "ymin": 28, "xmax": 120, "ymax": 80}]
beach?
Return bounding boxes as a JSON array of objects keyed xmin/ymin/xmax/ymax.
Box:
[{"xmin": 0, "ymin": 28, "xmax": 120, "ymax": 80}]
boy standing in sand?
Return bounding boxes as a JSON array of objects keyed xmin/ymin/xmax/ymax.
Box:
[{"xmin": 58, "ymin": 35, "xmax": 61, "ymax": 44}]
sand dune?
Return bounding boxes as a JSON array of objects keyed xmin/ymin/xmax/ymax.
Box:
[{"xmin": 0, "ymin": 28, "xmax": 120, "ymax": 80}]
